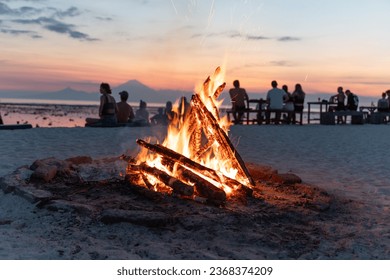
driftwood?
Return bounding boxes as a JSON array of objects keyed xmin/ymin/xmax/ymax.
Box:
[
  {"xmin": 131, "ymin": 163, "xmax": 194, "ymax": 196},
  {"xmin": 136, "ymin": 139, "xmax": 252, "ymax": 196},
  {"xmin": 190, "ymin": 94, "xmax": 255, "ymax": 186}
]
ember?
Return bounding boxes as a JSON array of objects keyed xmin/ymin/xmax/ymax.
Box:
[{"xmin": 126, "ymin": 67, "xmax": 254, "ymax": 205}]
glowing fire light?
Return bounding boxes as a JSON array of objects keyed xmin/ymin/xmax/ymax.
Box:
[{"xmin": 130, "ymin": 67, "xmax": 253, "ymax": 202}]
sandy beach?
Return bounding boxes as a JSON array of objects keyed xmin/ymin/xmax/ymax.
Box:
[{"xmin": 0, "ymin": 119, "xmax": 389, "ymax": 259}]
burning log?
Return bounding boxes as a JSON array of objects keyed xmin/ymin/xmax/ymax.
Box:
[
  {"xmin": 136, "ymin": 139, "xmax": 252, "ymax": 196},
  {"xmin": 176, "ymin": 166, "xmax": 226, "ymax": 205},
  {"xmin": 191, "ymin": 94, "xmax": 255, "ymax": 186},
  {"xmin": 213, "ymin": 82, "xmax": 226, "ymax": 99},
  {"xmin": 131, "ymin": 163, "xmax": 194, "ymax": 196}
]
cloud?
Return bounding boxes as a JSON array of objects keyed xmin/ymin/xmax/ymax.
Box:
[
  {"xmin": 269, "ymin": 60, "xmax": 295, "ymax": 67},
  {"xmin": 14, "ymin": 17, "xmax": 98, "ymax": 41},
  {"xmin": 96, "ymin": 16, "xmax": 113, "ymax": 21},
  {"xmin": 278, "ymin": 36, "xmax": 301, "ymax": 42},
  {"xmin": 1, "ymin": 2, "xmax": 98, "ymax": 41},
  {"xmin": 0, "ymin": 2, "xmax": 42, "ymax": 16},
  {"xmin": 54, "ymin": 6, "xmax": 81, "ymax": 18},
  {"xmin": 0, "ymin": 27, "xmax": 38, "ymax": 37},
  {"xmin": 246, "ymin": 35, "xmax": 270, "ymax": 40}
]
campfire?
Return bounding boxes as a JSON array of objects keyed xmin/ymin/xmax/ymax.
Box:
[{"xmin": 126, "ymin": 67, "xmax": 255, "ymax": 205}]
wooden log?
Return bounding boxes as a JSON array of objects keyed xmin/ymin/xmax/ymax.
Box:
[
  {"xmin": 176, "ymin": 166, "xmax": 226, "ymax": 205},
  {"xmin": 213, "ymin": 82, "xmax": 226, "ymax": 99},
  {"xmin": 131, "ymin": 163, "xmax": 194, "ymax": 196},
  {"xmin": 191, "ymin": 94, "xmax": 255, "ymax": 186},
  {"xmin": 208, "ymin": 96, "xmax": 220, "ymax": 121}
]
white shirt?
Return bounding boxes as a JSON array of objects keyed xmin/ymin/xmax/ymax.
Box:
[{"xmin": 266, "ymin": 88, "xmax": 286, "ymax": 110}]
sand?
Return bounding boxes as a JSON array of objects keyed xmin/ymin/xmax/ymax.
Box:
[
  {"xmin": 1, "ymin": 102, "xmax": 389, "ymax": 260},
  {"xmin": 0, "ymin": 121, "xmax": 389, "ymax": 260}
]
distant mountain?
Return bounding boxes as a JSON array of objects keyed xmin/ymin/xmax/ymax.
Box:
[
  {"xmin": 0, "ymin": 80, "xmax": 193, "ymax": 104},
  {"xmin": 113, "ymin": 80, "xmax": 192, "ymax": 103},
  {"xmin": 33, "ymin": 87, "xmax": 97, "ymax": 101}
]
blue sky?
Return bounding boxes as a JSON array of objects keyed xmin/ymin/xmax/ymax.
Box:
[{"xmin": 1, "ymin": 0, "xmax": 390, "ymax": 96}]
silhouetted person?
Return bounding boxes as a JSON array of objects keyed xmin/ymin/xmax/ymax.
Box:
[
  {"xmin": 266, "ymin": 80, "xmax": 286, "ymax": 124},
  {"xmin": 116, "ymin": 91, "xmax": 134, "ymax": 124},
  {"xmin": 178, "ymin": 96, "xmax": 191, "ymax": 123},
  {"xmin": 377, "ymin": 92, "xmax": 389, "ymax": 112},
  {"xmin": 229, "ymin": 80, "xmax": 249, "ymax": 124},
  {"xmin": 282, "ymin": 84, "xmax": 294, "ymax": 124},
  {"xmin": 85, "ymin": 82, "xmax": 118, "ymax": 127},
  {"xmin": 133, "ymin": 100, "xmax": 150, "ymax": 126},
  {"xmin": 333, "ymin": 86, "xmax": 346, "ymax": 111},
  {"xmin": 150, "ymin": 107, "xmax": 166, "ymax": 125},
  {"xmin": 292, "ymin": 83, "xmax": 306, "ymax": 124},
  {"xmin": 165, "ymin": 101, "xmax": 178, "ymax": 126},
  {"xmin": 345, "ymin": 89, "xmax": 358, "ymax": 111}
]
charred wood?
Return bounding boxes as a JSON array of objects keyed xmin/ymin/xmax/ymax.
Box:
[
  {"xmin": 176, "ymin": 166, "xmax": 226, "ymax": 205},
  {"xmin": 190, "ymin": 94, "xmax": 255, "ymax": 186}
]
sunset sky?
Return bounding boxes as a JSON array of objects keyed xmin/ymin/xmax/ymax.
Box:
[{"xmin": 1, "ymin": 0, "xmax": 390, "ymax": 97}]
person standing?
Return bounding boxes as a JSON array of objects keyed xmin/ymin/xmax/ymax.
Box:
[
  {"xmin": 330, "ymin": 86, "xmax": 346, "ymax": 123},
  {"xmin": 116, "ymin": 91, "xmax": 134, "ymax": 124},
  {"xmin": 266, "ymin": 80, "xmax": 286, "ymax": 124},
  {"xmin": 229, "ymin": 80, "xmax": 249, "ymax": 124}
]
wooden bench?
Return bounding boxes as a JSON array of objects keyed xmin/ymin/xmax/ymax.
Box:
[
  {"xmin": 257, "ymin": 108, "xmax": 303, "ymax": 125},
  {"xmin": 226, "ymin": 107, "xmax": 303, "ymax": 125},
  {"xmin": 320, "ymin": 111, "xmax": 364, "ymax": 125},
  {"xmin": 369, "ymin": 112, "xmax": 390, "ymax": 124},
  {"xmin": 226, "ymin": 108, "xmax": 258, "ymax": 125}
]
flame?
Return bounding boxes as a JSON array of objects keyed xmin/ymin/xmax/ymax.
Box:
[{"xmin": 134, "ymin": 67, "xmax": 249, "ymax": 196}]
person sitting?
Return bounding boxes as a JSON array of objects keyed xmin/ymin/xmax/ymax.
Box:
[
  {"xmin": 116, "ymin": 91, "xmax": 135, "ymax": 124},
  {"xmin": 229, "ymin": 80, "xmax": 249, "ymax": 124},
  {"xmin": 345, "ymin": 89, "xmax": 358, "ymax": 111},
  {"xmin": 150, "ymin": 107, "xmax": 167, "ymax": 125},
  {"xmin": 266, "ymin": 80, "xmax": 286, "ymax": 124},
  {"xmin": 165, "ymin": 101, "xmax": 178, "ymax": 126},
  {"xmin": 291, "ymin": 83, "xmax": 305, "ymax": 124},
  {"xmin": 330, "ymin": 86, "xmax": 346, "ymax": 123},
  {"xmin": 85, "ymin": 83, "xmax": 118, "ymax": 127},
  {"xmin": 333, "ymin": 86, "xmax": 346, "ymax": 111},
  {"xmin": 282, "ymin": 85, "xmax": 294, "ymax": 124},
  {"xmin": 133, "ymin": 100, "xmax": 150, "ymax": 126},
  {"xmin": 377, "ymin": 92, "xmax": 389, "ymax": 112}
]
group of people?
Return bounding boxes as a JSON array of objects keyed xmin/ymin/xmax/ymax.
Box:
[
  {"xmin": 229, "ymin": 80, "xmax": 306, "ymax": 124},
  {"xmin": 85, "ymin": 83, "xmax": 137, "ymax": 127},
  {"xmin": 329, "ymin": 86, "xmax": 359, "ymax": 112},
  {"xmin": 85, "ymin": 82, "xmax": 190, "ymax": 127}
]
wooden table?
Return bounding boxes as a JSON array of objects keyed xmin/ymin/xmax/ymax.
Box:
[{"xmin": 307, "ymin": 102, "xmax": 336, "ymax": 124}]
